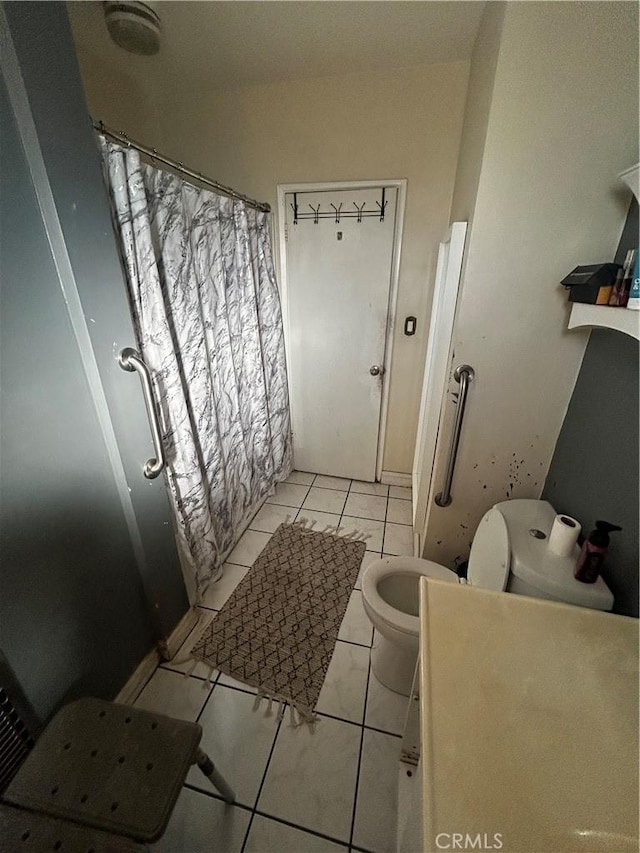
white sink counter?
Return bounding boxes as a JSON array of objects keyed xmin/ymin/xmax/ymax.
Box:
[{"xmin": 418, "ymin": 578, "xmax": 639, "ymax": 853}]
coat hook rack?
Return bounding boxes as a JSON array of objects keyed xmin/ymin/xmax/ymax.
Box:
[{"xmin": 290, "ymin": 189, "xmax": 388, "ymax": 224}]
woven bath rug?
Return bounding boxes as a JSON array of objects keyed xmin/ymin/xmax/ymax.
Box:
[{"xmin": 189, "ymin": 520, "xmax": 367, "ymax": 725}]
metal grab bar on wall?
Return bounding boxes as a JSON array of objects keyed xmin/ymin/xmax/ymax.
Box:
[
  {"xmin": 435, "ymin": 364, "xmax": 475, "ymax": 508},
  {"xmin": 118, "ymin": 347, "xmax": 166, "ymax": 480}
]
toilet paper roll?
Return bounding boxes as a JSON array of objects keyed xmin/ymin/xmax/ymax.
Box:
[{"xmin": 548, "ymin": 514, "xmax": 581, "ymax": 557}]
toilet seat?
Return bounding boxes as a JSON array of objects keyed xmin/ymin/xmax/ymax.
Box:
[{"xmin": 362, "ymin": 556, "xmax": 457, "ymax": 637}]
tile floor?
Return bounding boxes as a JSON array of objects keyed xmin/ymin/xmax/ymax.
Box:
[{"xmin": 134, "ymin": 472, "xmax": 414, "ymax": 852}]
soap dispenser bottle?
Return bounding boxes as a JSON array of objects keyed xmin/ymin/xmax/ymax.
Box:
[{"xmin": 574, "ymin": 521, "xmax": 622, "ymax": 584}]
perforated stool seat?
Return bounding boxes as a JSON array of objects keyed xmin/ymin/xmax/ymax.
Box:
[
  {"xmin": 3, "ymin": 697, "xmax": 234, "ymax": 843},
  {"xmin": 0, "ymin": 802, "xmax": 145, "ymax": 852}
]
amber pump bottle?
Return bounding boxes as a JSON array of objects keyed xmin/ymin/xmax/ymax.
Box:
[{"xmin": 574, "ymin": 521, "xmax": 622, "ymax": 584}]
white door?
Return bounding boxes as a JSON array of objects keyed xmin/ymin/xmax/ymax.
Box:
[
  {"xmin": 284, "ymin": 186, "xmax": 398, "ymax": 480},
  {"xmin": 412, "ymin": 223, "xmax": 467, "ymax": 552}
]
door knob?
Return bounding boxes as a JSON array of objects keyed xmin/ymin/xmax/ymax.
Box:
[{"xmin": 370, "ymin": 365, "xmax": 385, "ymax": 376}]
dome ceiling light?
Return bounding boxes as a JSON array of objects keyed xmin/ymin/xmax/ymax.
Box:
[{"xmin": 103, "ymin": 1, "xmax": 161, "ymax": 56}]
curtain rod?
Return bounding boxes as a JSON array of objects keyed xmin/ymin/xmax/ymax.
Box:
[{"xmin": 93, "ymin": 120, "xmax": 271, "ymax": 213}]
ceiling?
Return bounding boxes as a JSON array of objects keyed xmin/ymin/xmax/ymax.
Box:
[{"xmin": 68, "ymin": 1, "xmax": 485, "ymax": 92}]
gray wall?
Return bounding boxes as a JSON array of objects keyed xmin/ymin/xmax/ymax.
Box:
[
  {"xmin": 543, "ymin": 202, "xmax": 639, "ymax": 617},
  {"xmin": 0, "ymin": 1, "xmax": 189, "ymax": 723},
  {"xmin": 0, "ymin": 74, "xmax": 155, "ymax": 720}
]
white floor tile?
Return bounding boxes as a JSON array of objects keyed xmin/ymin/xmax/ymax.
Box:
[
  {"xmin": 356, "ymin": 552, "xmax": 383, "ymax": 590},
  {"xmin": 351, "ymin": 480, "xmax": 389, "ymax": 497},
  {"xmin": 246, "ymin": 814, "xmax": 347, "ymax": 852},
  {"xmin": 227, "ymin": 529, "xmax": 271, "ymax": 566},
  {"xmin": 258, "ymin": 715, "xmax": 361, "ymax": 843},
  {"xmin": 267, "ymin": 482, "xmax": 310, "ymax": 507},
  {"xmin": 343, "ymin": 492, "xmax": 387, "ymax": 522},
  {"xmin": 313, "ymin": 474, "xmax": 351, "ymax": 491},
  {"xmin": 187, "ymin": 685, "xmax": 279, "ymax": 808},
  {"xmin": 302, "ymin": 487, "xmax": 347, "ymax": 515},
  {"xmin": 134, "ymin": 668, "xmax": 211, "ymax": 722},
  {"xmin": 285, "ymin": 470, "xmax": 316, "ymax": 486},
  {"xmin": 201, "ymin": 563, "xmax": 249, "ymax": 609},
  {"xmin": 338, "ymin": 590, "xmax": 373, "ymax": 647},
  {"xmin": 383, "ymin": 523, "xmax": 414, "ymax": 556},
  {"xmin": 389, "ymin": 485, "xmax": 412, "ymax": 501},
  {"xmin": 316, "ymin": 640, "xmax": 370, "ymax": 724},
  {"xmin": 295, "ymin": 508, "xmax": 341, "ymax": 529},
  {"xmin": 152, "ymin": 786, "xmax": 249, "ymax": 852},
  {"xmin": 386, "ymin": 498, "xmax": 412, "ymax": 526},
  {"xmin": 250, "ymin": 502, "xmax": 294, "ymax": 533},
  {"xmin": 365, "ymin": 667, "xmax": 410, "ymax": 736},
  {"xmin": 340, "ymin": 515, "xmax": 384, "ymax": 552},
  {"xmin": 352, "ymin": 729, "xmax": 401, "ymax": 853}
]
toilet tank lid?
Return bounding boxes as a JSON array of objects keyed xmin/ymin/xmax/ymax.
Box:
[
  {"xmin": 467, "ymin": 507, "xmax": 510, "ymax": 591},
  {"xmin": 493, "ymin": 500, "xmax": 613, "ymax": 610}
]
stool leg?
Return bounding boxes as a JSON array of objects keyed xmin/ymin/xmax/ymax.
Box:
[{"xmin": 196, "ymin": 748, "xmax": 236, "ymax": 804}]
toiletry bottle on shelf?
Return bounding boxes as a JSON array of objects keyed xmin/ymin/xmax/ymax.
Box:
[
  {"xmin": 610, "ymin": 249, "xmax": 635, "ymax": 307},
  {"xmin": 627, "ymin": 251, "xmax": 640, "ymax": 310},
  {"xmin": 574, "ymin": 521, "xmax": 622, "ymax": 583}
]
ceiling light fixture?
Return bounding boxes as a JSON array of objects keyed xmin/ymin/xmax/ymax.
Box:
[{"xmin": 103, "ymin": 1, "xmax": 161, "ymax": 56}]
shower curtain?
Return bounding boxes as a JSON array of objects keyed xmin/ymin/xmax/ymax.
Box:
[{"xmin": 100, "ymin": 138, "xmax": 292, "ymax": 599}]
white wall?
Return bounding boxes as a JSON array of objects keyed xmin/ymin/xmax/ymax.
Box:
[
  {"xmin": 450, "ymin": 2, "xmax": 505, "ymax": 225},
  {"xmin": 158, "ymin": 65, "xmax": 469, "ymax": 475},
  {"xmin": 69, "ymin": 28, "xmax": 470, "ymax": 475},
  {"xmin": 422, "ymin": 1, "xmax": 639, "ymax": 566},
  {"xmin": 68, "ymin": 5, "xmax": 163, "ymax": 146}
]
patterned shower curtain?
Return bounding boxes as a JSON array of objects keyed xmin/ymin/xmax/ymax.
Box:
[{"xmin": 100, "ymin": 138, "xmax": 293, "ymax": 599}]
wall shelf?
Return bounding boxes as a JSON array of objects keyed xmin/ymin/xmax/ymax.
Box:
[{"xmin": 568, "ymin": 303, "xmax": 640, "ymax": 341}]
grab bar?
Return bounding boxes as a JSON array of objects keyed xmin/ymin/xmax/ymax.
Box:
[
  {"xmin": 118, "ymin": 347, "xmax": 166, "ymax": 480},
  {"xmin": 435, "ymin": 364, "xmax": 475, "ymax": 508}
]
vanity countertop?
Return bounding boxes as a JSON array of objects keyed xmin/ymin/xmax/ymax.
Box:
[{"xmin": 418, "ymin": 578, "xmax": 639, "ymax": 853}]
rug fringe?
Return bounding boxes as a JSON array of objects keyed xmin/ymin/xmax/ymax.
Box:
[
  {"xmin": 295, "ymin": 517, "xmax": 370, "ymax": 545},
  {"xmin": 252, "ymin": 687, "xmax": 320, "ymax": 729}
]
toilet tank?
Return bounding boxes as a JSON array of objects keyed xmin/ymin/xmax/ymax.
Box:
[{"xmin": 494, "ymin": 500, "xmax": 614, "ymax": 611}]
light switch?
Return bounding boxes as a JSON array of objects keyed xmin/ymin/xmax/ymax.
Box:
[{"xmin": 404, "ymin": 316, "xmax": 417, "ymax": 336}]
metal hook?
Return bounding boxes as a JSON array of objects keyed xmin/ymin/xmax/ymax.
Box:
[
  {"xmin": 353, "ymin": 201, "xmax": 366, "ymax": 223},
  {"xmin": 375, "ymin": 187, "xmax": 387, "ymax": 222},
  {"xmin": 330, "ymin": 203, "xmax": 342, "ymax": 224},
  {"xmin": 309, "ymin": 203, "xmax": 321, "ymax": 225}
]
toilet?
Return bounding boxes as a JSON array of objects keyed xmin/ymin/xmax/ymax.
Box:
[{"xmin": 362, "ymin": 499, "xmax": 614, "ymax": 696}]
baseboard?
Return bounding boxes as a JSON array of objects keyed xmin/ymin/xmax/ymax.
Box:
[
  {"xmin": 380, "ymin": 470, "xmax": 412, "ymax": 487},
  {"xmin": 115, "ymin": 646, "xmax": 160, "ymax": 706},
  {"xmin": 115, "ymin": 606, "xmax": 199, "ymax": 705},
  {"xmin": 158, "ymin": 606, "xmax": 200, "ymax": 660}
]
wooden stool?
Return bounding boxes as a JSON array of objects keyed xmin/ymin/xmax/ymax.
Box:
[{"xmin": 3, "ymin": 697, "xmax": 235, "ymax": 844}]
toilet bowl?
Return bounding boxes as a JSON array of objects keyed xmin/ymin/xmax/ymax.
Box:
[
  {"xmin": 362, "ymin": 557, "xmax": 457, "ymax": 695},
  {"xmin": 362, "ymin": 499, "xmax": 614, "ymax": 696}
]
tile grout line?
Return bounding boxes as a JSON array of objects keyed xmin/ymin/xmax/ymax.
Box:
[
  {"xmin": 381, "ymin": 482, "xmax": 390, "ymax": 557},
  {"xmin": 349, "ymin": 648, "xmax": 372, "ymax": 850},
  {"xmin": 251, "ymin": 807, "xmax": 351, "ymax": 850},
  {"xmin": 240, "ymin": 713, "xmax": 285, "ymax": 853},
  {"xmin": 195, "ymin": 670, "xmax": 221, "ymax": 724}
]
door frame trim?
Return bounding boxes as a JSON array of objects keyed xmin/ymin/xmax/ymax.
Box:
[
  {"xmin": 411, "ymin": 221, "xmax": 467, "ymax": 556},
  {"xmin": 276, "ymin": 178, "xmax": 407, "ymax": 481}
]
